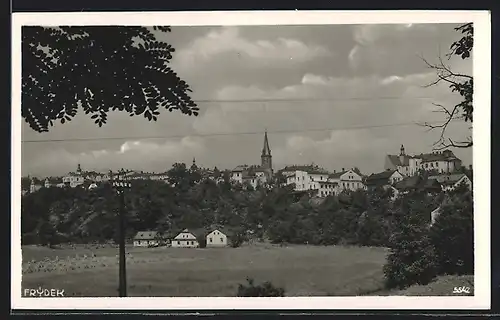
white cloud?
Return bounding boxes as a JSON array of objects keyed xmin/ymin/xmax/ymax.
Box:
[
  {"xmin": 189, "ymin": 70, "xmax": 471, "ymax": 173},
  {"xmin": 347, "ymin": 24, "xmax": 453, "ymax": 74},
  {"xmin": 175, "ymin": 27, "xmax": 332, "ymax": 69},
  {"xmin": 25, "ymin": 137, "xmax": 206, "ymax": 176}
]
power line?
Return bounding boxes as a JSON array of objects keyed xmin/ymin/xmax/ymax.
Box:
[
  {"xmin": 21, "ymin": 120, "xmax": 457, "ymax": 143},
  {"xmin": 193, "ymin": 95, "xmax": 456, "ymax": 103}
]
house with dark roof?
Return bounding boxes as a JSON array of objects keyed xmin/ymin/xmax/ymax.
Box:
[
  {"xmin": 385, "ymin": 145, "xmax": 463, "ymax": 177},
  {"xmin": 428, "ymin": 173, "xmax": 472, "ymax": 192},
  {"xmin": 365, "ymin": 169, "xmax": 404, "ymax": 191},
  {"xmin": 133, "ymin": 231, "xmax": 166, "ymax": 247},
  {"xmin": 393, "ymin": 174, "xmax": 443, "ymax": 195}
]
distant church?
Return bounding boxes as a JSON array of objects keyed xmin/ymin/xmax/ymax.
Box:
[
  {"xmin": 230, "ymin": 131, "xmax": 274, "ymax": 187},
  {"xmin": 260, "ymin": 130, "xmax": 273, "ymax": 178}
]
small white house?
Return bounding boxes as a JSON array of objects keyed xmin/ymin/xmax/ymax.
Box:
[
  {"xmin": 133, "ymin": 231, "xmax": 162, "ymax": 247},
  {"xmin": 206, "ymin": 229, "xmax": 228, "ymax": 247},
  {"xmin": 171, "ymin": 229, "xmax": 199, "ymax": 248}
]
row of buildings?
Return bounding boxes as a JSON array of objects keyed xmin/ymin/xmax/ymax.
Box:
[
  {"xmin": 24, "ymin": 133, "xmax": 471, "ymax": 197},
  {"xmin": 133, "ymin": 228, "xmax": 230, "ymax": 248},
  {"xmin": 225, "ymin": 134, "xmax": 470, "ymax": 198}
]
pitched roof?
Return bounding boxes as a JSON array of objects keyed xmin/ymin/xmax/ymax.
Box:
[
  {"xmin": 387, "ymin": 150, "xmax": 460, "ymax": 167},
  {"xmin": 394, "ymin": 175, "xmax": 442, "ymax": 191},
  {"xmin": 173, "ymin": 228, "xmax": 199, "ymax": 240},
  {"xmin": 318, "ymin": 181, "xmax": 338, "ymax": 185},
  {"xmin": 329, "ymin": 171, "xmax": 347, "ymax": 179},
  {"xmin": 428, "ymin": 173, "xmax": 469, "ymax": 186},
  {"xmin": 133, "ymin": 231, "xmax": 161, "ymax": 240},
  {"xmin": 419, "ymin": 151, "xmax": 459, "ymax": 163},
  {"xmin": 232, "ymin": 165, "xmax": 250, "ymax": 172},
  {"xmin": 387, "ymin": 154, "xmax": 411, "ymax": 167},
  {"xmin": 365, "ymin": 170, "xmax": 399, "ymax": 185}
]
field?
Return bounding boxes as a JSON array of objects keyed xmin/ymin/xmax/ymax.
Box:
[
  {"xmin": 22, "ymin": 244, "xmax": 389, "ymax": 297},
  {"xmin": 21, "ymin": 244, "xmax": 473, "ymax": 297}
]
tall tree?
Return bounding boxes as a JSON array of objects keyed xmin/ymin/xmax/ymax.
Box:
[
  {"xmin": 421, "ymin": 23, "xmax": 473, "ymax": 149},
  {"xmin": 23, "ymin": 26, "xmax": 198, "ymax": 132}
]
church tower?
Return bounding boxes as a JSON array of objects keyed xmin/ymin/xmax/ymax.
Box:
[
  {"xmin": 261, "ymin": 130, "xmax": 273, "ymax": 177},
  {"xmin": 399, "ymin": 144, "xmax": 406, "ymax": 166}
]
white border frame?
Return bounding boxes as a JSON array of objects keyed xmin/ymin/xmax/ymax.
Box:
[{"xmin": 11, "ymin": 10, "xmax": 491, "ymax": 310}]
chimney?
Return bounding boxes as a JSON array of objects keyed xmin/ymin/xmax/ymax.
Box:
[
  {"xmin": 333, "ymin": 170, "xmax": 336, "ymax": 173},
  {"xmin": 342, "ymin": 168, "xmax": 345, "ymax": 171}
]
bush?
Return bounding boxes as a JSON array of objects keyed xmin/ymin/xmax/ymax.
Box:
[
  {"xmin": 430, "ymin": 190, "xmax": 474, "ymax": 276},
  {"xmin": 237, "ymin": 278, "xmax": 285, "ymax": 297},
  {"xmin": 197, "ymin": 234, "xmax": 207, "ymax": 248},
  {"xmin": 229, "ymin": 231, "xmax": 245, "ymax": 248},
  {"xmin": 383, "ymin": 204, "xmax": 438, "ymax": 289}
]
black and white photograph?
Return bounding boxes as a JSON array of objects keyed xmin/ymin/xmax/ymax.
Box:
[{"xmin": 12, "ymin": 11, "xmax": 490, "ymax": 310}]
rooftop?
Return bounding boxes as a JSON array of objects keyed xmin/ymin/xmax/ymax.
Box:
[
  {"xmin": 133, "ymin": 231, "xmax": 161, "ymax": 240},
  {"xmin": 365, "ymin": 170, "xmax": 399, "ymax": 185}
]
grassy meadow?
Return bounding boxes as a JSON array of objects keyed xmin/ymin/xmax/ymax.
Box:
[
  {"xmin": 21, "ymin": 244, "xmax": 474, "ymax": 297},
  {"xmin": 22, "ymin": 244, "xmax": 389, "ymax": 297}
]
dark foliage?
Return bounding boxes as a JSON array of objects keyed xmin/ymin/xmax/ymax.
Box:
[
  {"xmin": 430, "ymin": 186, "xmax": 474, "ymax": 275},
  {"xmin": 383, "ymin": 195, "xmax": 439, "ymax": 289},
  {"xmin": 237, "ymin": 278, "xmax": 285, "ymax": 297},
  {"xmin": 22, "ymin": 26, "xmax": 198, "ymax": 133}
]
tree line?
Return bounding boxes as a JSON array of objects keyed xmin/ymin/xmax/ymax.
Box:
[{"xmin": 22, "ymin": 162, "xmax": 473, "ymax": 290}]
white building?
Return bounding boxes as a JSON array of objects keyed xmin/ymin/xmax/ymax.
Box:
[
  {"xmin": 62, "ymin": 164, "xmax": 86, "ymax": 188},
  {"xmin": 328, "ymin": 168, "xmax": 365, "ymax": 193},
  {"xmin": 385, "ymin": 145, "xmax": 463, "ymax": 177},
  {"xmin": 171, "ymin": 229, "xmax": 199, "ymax": 248},
  {"xmin": 281, "ymin": 165, "xmax": 365, "ymax": 198},
  {"xmin": 206, "ymin": 229, "xmax": 228, "ymax": 247}
]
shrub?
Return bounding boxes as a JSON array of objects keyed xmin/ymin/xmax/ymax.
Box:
[
  {"xmin": 430, "ymin": 190, "xmax": 474, "ymax": 276},
  {"xmin": 229, "ymin": 231, "xmax": 245, "ymax": 248},
  {"xmin": 383, "ymin": 204, "xmax": 438, "ymax": 289},
  {"xmin": 237, "ymin": 278, "xmax": 285, "ymax": 297},
  {"xmin": 197, "ymin": 234, "xmax": 207, "ymax": 248}
]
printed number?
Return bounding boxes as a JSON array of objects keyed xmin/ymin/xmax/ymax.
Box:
[{"xmin": 452, "ymin": 286, "xmax": 471, "ymax": 294}]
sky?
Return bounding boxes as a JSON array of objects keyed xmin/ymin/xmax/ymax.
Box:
[{"xmin": 21, "ymin": 23, "xmax": 473, "ymax": 177}]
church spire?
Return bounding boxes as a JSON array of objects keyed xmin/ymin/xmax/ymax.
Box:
[
  {"xmin": 262, "ymin": 129, "xmax": 271, "ymax": 156},
  {"xmin": 261, "ymin": 130, "xmax": 273, "ymax": 173}
]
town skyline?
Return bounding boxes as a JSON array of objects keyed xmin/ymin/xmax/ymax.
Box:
[{"xmin": 21, "ymin": 23, "xmax": 472, "ymax": 177}]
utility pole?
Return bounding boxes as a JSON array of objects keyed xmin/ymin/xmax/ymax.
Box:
[{"xmin": 111, "ymin": 170, "xmax": 131, "ymax": 297}]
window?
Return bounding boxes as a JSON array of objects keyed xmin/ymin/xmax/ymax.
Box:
[
  {"xmin": 177, "ymin": 241, "xmax": 180, "ymax": 245},
  {"xmin": 220, "ymin": 237, "xmax": 224, "ymax": 242},
  {"xmin": 209, "ymin": 237, "xmax": 213, "ymax": 243}
]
